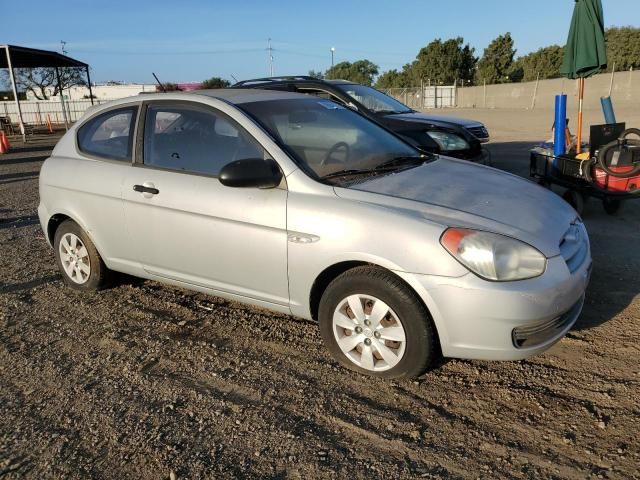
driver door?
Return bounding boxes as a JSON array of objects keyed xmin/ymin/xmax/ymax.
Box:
[{"xmin": 122, "ymin": 101, "xmax": 289, "ymax": 307}]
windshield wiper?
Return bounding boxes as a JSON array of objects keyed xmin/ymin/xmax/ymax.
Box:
[
  {"xmin": 321, "ymin": 157, "xmax": 427, "ymax": 181},
  {"xmin": 375, "ymin": 155, "xmax": 428, "ymax": 170},
  {"xmin": 320, "ymin": 168, "xmax": 382, "ymax": 180},
  {"xmin": 375, "ymin": 109, "xmax": 412, "ymax": 115}
]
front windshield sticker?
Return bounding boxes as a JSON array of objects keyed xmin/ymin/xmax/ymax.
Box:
[{"xmin": 317, "ymin": 100, "xmax": 344, "ymax": 110}]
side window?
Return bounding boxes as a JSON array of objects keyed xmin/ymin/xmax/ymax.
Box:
[
  {"xmin": 77, "ymin": 107, "xmax": 137, "ymax": 161},
  {"xmin": 143, "ymin": 104, "xmax": 265, "ymax": 176}
]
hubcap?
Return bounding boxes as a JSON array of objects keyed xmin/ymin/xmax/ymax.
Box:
[
  {"xmin": 332, "ymin": 294, "xmax": 407, "ymax": 372},
  {"xmin": 59, "ymin": 233, "xmax": 91, "ymax": 284}
]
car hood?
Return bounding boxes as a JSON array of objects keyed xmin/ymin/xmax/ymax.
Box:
[
  {"xmin": 388, "ymin": 112, "xmax": 482, "ymax": 128},
  {"xmin": 335, "ymin": 158, "xmax": 577, "ymax": 257}
]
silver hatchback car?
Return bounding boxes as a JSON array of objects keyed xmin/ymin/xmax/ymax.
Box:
[{"xmin": 38, "ymin": 89, "xmax": 591, "ymax": 378}]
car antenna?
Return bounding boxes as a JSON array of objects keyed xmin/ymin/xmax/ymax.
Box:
[{"xmin": 152, "ymin": 72, "xmax": 167, "ymax": 93}]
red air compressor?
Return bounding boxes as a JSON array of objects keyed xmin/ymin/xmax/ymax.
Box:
[{"xmin": 591, "ymin": 128, "xmax": 640, "ymax": 193}]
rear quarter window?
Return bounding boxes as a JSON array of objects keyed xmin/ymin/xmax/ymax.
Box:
[{"xmin": 77, "ymin": 107, "xmax": 138, "ymax": 161}]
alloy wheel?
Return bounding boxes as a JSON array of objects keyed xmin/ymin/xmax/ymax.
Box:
[{"xmin": 58, "ymin": 232, "xmax": 91, "ymax": 284}]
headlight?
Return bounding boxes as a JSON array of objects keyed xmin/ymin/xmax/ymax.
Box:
[
  {"xmin": 426, "ymin": 131, "xmax": 470, "ymax": 151},
  {"xmin": 440, "ymin": 228, "xmax": 547, "ymax": 281}
]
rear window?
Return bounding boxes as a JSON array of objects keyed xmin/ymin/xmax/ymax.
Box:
[{"xmin": 77, "ymin": 107, "xmax": 137, "ymax": 161}]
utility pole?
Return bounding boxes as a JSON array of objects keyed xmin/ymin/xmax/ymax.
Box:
[
  {"xmin": 330, "ymin": 47, "xmax": 335, "ymax": 68},
  {"xmin": 267, "ymin": 38, "xmax": 274, "ymax": 77},
  {"xmin": 60, "ymin": 40, "xmax": 67, "ymax": 55}
]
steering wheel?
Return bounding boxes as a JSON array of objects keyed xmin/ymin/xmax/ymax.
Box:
[{"xmin": 321, "ymin": 142, "xmax": 350, "ymax": 166}]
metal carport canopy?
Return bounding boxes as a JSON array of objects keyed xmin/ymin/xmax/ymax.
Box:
[{"xmin": 1, "ymin": 44, "xmax": 93, "ymax": 141}]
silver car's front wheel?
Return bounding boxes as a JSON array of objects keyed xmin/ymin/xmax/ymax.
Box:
[
  {"xmin": 319, "ymin": 266, "xmax": 436, "ymax": 379},
  {"xmin": 332, "ymin": 294, "xmax": 406, "ymax": 372},
  {"xmin": 59, "ymin": 233, "xmax": 91, "ymax": 284}
]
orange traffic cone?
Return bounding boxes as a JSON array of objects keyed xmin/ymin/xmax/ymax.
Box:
[
  {"xmin": 0, "ymin": 133, "xmax": 7, "ymax": 154},
  {"xmin": 2, "ymin": 132, "xmax": 10, "ymax": 152}
]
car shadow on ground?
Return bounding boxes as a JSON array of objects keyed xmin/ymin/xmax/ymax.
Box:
[
  {"xmin": 486, "ymin": 140, "xmax": 639, "ymax": 333},
  {"xmin": 0, "ymin": 155, "xmax": 48, "ymax": 167},
  {"xmin": 0, "ymin": 215, "xmax": 40, "ymax": 230}
]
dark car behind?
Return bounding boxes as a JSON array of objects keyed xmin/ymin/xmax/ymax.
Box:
[{"xmin": 232, "ymin": 76, "xmax": 490, "ymax": 162}]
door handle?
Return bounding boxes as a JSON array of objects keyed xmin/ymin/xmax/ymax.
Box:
[{"xmin": 133, "ymin": 184, "xmax": 159, "ymax": 195}]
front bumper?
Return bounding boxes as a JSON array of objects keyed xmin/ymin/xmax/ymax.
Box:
[{"xmin": 398, "ymin": 253, "xmax": 591, "ymax": 361}]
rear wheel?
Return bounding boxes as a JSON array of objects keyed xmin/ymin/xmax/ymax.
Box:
[
  {"xmin": 562, "ymin": 189, "xmax": 585, "ymax": 216},
  {"xmin": 318, "ymin": 266, "xmax": 436, "ymax": 379},
  {"xmin": 53, "ymin": 220, "xmax": 111, "ymax": 290}
]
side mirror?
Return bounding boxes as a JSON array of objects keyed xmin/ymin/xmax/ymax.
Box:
[{"xmin": 219, "ymin": 158, "xmax": 283, "ymax": 189}]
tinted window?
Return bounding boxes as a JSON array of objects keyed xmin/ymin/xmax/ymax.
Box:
[
  {"xmin": 143, "ymin": 104, "xmax": 264, "ymax": 176},
  {"xmin": 77, "ymin": 107, "xmax": 137, "ymax": 160},
  {"xmin": 335, "ymin": 84, "xmax": 412, "ymax": 114}
]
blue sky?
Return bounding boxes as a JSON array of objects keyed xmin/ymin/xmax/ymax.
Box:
[{"xmin": 4, "ymin": 0, "xmax": 639, "ymax": 84}]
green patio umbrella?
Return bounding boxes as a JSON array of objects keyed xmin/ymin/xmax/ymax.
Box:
[{"xmin": 560, "ymin": 0, "xmax": 607, "ymax": 154}]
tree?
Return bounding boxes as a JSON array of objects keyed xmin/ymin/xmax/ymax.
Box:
[
  {"xmin": 199, "ymin": 77, "xmax": 230, "ymax": 89},
  {"xmin": 375, "ymin": 69, "xmax": 411, "ymax": 89},
  {"xmin": 308, "ymin": 70, "xmax": 324, "ymax": 79},
  {"xmin": 606, "ymin": 27, "xmax": 640, "ymax": 71},
  {"xmin": 158, "ymin": 83, "xmax": 182, "ymax": 92},
  {"xmin": 515, "ymin": 45, "xmax": 564, "ymax": 82},
  {"xmin": 12, "ymin": 67, "xmax": 86, "ymax": 100},
  {"xmin": 407, "ymin": 37, "xmax": 477, "ymax": 86},
  {"xmin": 475, "ymin": 33, "xmax": 516, "ymax": 84},
  {"xmin": 325, "ymin": 60, "xmax": 379, "ymax": 86}
]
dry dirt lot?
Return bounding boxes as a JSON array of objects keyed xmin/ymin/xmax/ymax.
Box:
[{"xmin": 1, "ymin": 112, "xmax": 639, "ymax": 479}]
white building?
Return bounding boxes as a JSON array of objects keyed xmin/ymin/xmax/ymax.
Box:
[{"xmin": 26, "ymin": 83, "xmax": 157, "ymax": 101}]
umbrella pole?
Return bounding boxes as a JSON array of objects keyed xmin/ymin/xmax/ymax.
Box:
[{"xmin": 576, "ymin": 78, "xmax": 585, "ymax": 154}]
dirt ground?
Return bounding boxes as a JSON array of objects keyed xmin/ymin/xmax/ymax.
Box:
[{"xmin": 1, "ymin": 111, "xmax": 639, "ymax": 480}]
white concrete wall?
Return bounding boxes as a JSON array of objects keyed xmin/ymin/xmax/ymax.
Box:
[{"xmin": 456, "ymin": 70, "xmax": 639, "ymax": 111}]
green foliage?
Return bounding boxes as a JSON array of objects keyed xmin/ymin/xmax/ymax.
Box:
[
  {"xmin": 325, "ymin": 60, "xmax": 379, "ymax": 86},
  {"xmin": 408, "ymin": 38, "xmax": 477, "ymax": 85},
  {"xmin": 606, "ymin": 27, "xmax": 640, "ymax": 71},
  {"xmin": 308, "ymin": 70, "xmax": 324, "ymax": 79},
  {"xmin": 160, "ymin": 83, "xmax": 182, "ymax": 92},
  {"xmin": 516, "ymin": 45, "xmax": 565, "ymax": 82},
  {"xmin": 199, "ymin": 77, "xmax": 230, "ymax": 89},
  {"xmin": 375, "ymin": 69, "xmax": 410, "ymax": 89},
  {"xmin": 475, "ymin": 33, "xmax": 516, "ymax": 84}
]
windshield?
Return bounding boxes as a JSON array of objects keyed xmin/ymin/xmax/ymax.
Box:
[
  {"xmin": 239, "ymin": 98, "xmax": 420, "ymax": 181},
  {"xmin": 335, "ymin": 84, "xmax": 412, "ymax": 114}
]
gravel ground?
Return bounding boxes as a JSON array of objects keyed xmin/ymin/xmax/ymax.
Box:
[{"xmin": 1, "ymin": 127, "xmax": 639, "ymax": 479}]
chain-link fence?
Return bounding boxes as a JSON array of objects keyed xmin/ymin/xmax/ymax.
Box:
[{"xmin": 383, "ymin": 86, "xmax": 457, "ymax": 109}]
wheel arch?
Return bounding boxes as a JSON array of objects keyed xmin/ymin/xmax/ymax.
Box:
[
  {"xmin": 45, "ymin": 210, "xmax": 109, "ymax": 265},
  {"xmin": 47, "ymin": 213, "xmax": 71, "ymax": 245},
  {"xmin": 308, "ymin": 261, "xmax": 443, "ymax": 355}
]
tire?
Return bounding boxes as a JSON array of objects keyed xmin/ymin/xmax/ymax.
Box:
[
  {"xmin": 562, "ymin": 189, "xmax": 585, "ymax": 216},
  {"xmin": 53, "ymin": 219, "xmax": 111, "ymax": 291},
  {"xmin": 318, "ymin": 266, "xmax": 436, "ymax": 379},
  {"xmin": 537, "ymin": 178, "xmax": 551, "ymax": 189},
  {"xmin": 602, "ymin": 197, "xmax": 623, "ymax": 215}
]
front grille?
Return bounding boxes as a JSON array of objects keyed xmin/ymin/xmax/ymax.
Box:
[
  {"xmin": 467, "ymin": 126, "xmax": 489, "ymax": 140},
  {"xmin": 512, "ymin": 297, "xmax": 583, "ymax": 348},
  {"xmin": 559, "ymin": 221, "xmax": 589, "ymax": 274}
]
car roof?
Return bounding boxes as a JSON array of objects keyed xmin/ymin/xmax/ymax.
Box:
[
  {"xmin": 140, "ymin": 88, "xmax": 310, "ymax": 105},
  {"xmin": 233, "ymin": 76, "xmax": 356, "ymax": 88}
]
